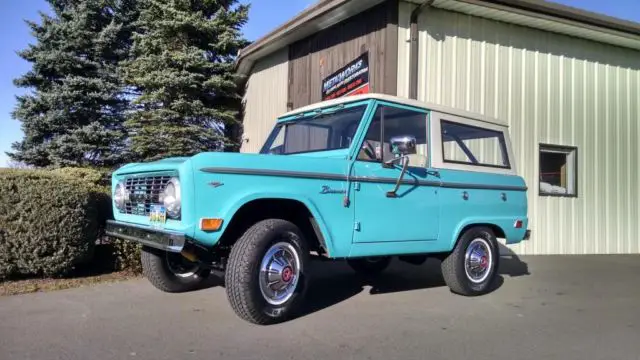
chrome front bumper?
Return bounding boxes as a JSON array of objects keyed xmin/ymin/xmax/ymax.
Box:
[{"xmin": 105, "ymin": 220, "xmax": 185, "ymax": 252}]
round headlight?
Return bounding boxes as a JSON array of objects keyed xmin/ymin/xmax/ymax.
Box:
[
  {"xmin": 114, "ymin": 182, "xmax": 127, "ymax": 210},
  {"xmin": 162, "ymin": 177, "xmax": 181, "ymax": 219}
]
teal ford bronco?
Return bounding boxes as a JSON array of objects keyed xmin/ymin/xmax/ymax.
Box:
[{"xmin": 107, "ymin": 93, "xmax": 530, "ymax": 325}]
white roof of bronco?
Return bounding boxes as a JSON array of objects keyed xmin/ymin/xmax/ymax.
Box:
[{"xmin": 279, "ymin": 93, "xmax": 508, "ymax": 127}]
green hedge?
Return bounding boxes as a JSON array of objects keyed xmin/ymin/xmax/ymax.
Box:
[
  {"xmin": 109, "ymin": 238, "xmax": 142, "ymax": 273},
  {"xmin": 53, "ymin": 167, "xmax": 143, "ymax": 274},
  {"xmin": 49, "ymin": 167, "xmax": 142, "ymax": 273},
  {"xmin": 0, "ymin": 169, "xmax": 105, "ymax": 279},
  {"xmin": 49, "ymin": 167, "xmax": 111, "ymax": 188}
]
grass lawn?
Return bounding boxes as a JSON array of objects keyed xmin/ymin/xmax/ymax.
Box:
[
  {"xmin": 0, "ymin": 271, "xmax": 142, "ymax": 296},
  {"xmin": 1, "ymin": 244, "xmax": 143, "ymax": 296}
]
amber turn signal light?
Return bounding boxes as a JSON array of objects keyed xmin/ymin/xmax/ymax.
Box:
[{"xmin": 200, "ymin": 218, "xmax": 223, "ymax": 231}]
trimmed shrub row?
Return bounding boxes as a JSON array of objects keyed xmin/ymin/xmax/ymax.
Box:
[
  {"xmin": 0, "ymin": 169, "xmax": 102, "ymax": 278},
  {"xmin": 0, "ymin": 167, "xmax": 142, "ymax": 280}
]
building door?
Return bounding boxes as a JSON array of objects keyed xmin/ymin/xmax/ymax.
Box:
[{"xmin": 352, "ymin": 103, "xmax": 440, "ymax": 244}]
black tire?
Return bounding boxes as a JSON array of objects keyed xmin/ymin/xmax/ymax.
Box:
[
  {"xmin": 225, "ymin": 219, "xmax": 309, "ymax": 325},
  {"xmin": 141, "ymin": 246, "xmax": 210, "ymax": 293},
  {"xmin": 347, "ymin": 256, "xmax": 392, "ymax": 276},
  {"xmin": 441, "ymin": 226, "xmax": 499, "ymax": 296}
]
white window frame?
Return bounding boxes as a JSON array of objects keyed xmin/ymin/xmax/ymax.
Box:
[
  {"xmin": 538, "ymin": 143, "xmax": 578, "ymax": 197},
  {"xmin": 429, "ymin": 111, "xmax": 518, "ymax": 176}
]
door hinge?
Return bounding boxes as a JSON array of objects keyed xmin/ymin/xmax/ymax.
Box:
[
  {"xmin": 354, "ymin": 182, "xmax": 360, "ymax": 191},
  {"xmin": 354, "ymin": 221, "xmax": 361, "ymax": 231}
]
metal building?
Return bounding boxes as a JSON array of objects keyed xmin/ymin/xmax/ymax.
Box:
[{"xmin": 235, "ymin": 0, "xmax": 640, "ymax": 255}]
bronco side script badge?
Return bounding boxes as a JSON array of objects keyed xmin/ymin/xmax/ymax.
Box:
[{"xmin": 320, "ymin": 185, "xmax": 345, "ymax": 194}]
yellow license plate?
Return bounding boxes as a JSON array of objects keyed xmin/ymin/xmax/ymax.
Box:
[{"xmin": 149, "ymin": 205, "xmax": 167, "ymax": 225}]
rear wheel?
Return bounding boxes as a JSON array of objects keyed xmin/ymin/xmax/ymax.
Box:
[
  {"xmin": 225, "ymin": 219, "xmax": 309, "ymax": 325},
  {"xmin": 141, "ymin": 246, "xmax": 210, "ymax": 293},
  {"xmin": 441, "ymin": 226, "xmax": 499, "ymax": 296},
  {"xmin": 347, "ymin": 256, "xmax": 392, "ymax": 276}
]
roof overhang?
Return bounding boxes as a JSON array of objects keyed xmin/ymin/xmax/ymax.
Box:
[
  {"xmin": 425, "ymin": 0, "xmax": 640, "ymax": 51},
  {"xmin": 236, "ymin": 0, "xmax": 640, "ymax": 77},
  {"xmin": 235, "ymin": 0, "xmax": 385, "ymax": 78}
]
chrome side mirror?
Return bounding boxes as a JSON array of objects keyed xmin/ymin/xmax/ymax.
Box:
[
  {"xmin": 385, "ymin": 135, "xmax": 418, "ymax": 198},
  {"xmin": 390, "ymin": 135, "xmax": 417, "ymax": 156}
]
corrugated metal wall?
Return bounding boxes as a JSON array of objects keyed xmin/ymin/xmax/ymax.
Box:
[
  {"xmin": 240, "ymin": 48, "xmax": 289, "ymax": 153},
  {"xmin": 398, "ymin": 2, "xmax": 640, "ymax": 254}
]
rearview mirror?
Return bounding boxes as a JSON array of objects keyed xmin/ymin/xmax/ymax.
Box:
[{"xmin": 390, "ymin": 135, "xmax": 417, "ymax": 156}]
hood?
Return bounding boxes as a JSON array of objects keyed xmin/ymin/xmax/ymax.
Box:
[
  {"xmin": 190, "ymin": 151, "xmax": 350, "ymax": 176},
  {"xmin": 114, "ymin": 150, "xmax": 352, "ymax": 178},
  {"xmin": 114, "ymin": 156, "xmax": 191, "ymax": 175}
]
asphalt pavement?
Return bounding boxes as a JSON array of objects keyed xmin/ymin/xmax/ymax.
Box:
[{"xmin": 1, "ymin": 254, "xmax": 639, "ymax": 360}]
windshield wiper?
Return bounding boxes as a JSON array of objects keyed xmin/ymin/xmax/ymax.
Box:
[{"xmin": 311, "ymin": 104, "xmax": 345, "ymax": 119}]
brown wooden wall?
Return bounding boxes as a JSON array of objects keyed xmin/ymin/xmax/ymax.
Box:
[{"xmin": 287, "ymin": 0, "xmax": 398, "ymax": 110}]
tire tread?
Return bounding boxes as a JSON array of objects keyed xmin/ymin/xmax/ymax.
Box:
[
  {"xmin": 441, "ymin": 226, "xmax": 498, "ymax": 296},
  {"xmin": 225, "ymin": 219, "xmax": 302, "ymax": 325},
  {"xmin": 141, "ymin": 248, "xmax": 207, "ymax": 293}
]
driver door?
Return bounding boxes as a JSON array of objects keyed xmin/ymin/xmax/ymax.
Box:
[{"xmin": 352, "ymin": 103, "xmax": 440, "ymax": 243}]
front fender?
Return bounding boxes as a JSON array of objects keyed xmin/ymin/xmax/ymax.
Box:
[{"xmin": 193, "ymin": 189, "xmax": 336, "ymax": 256}]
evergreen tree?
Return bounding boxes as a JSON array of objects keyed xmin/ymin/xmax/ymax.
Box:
[
  {"xmin": 123, "ymin": 0, "xmax": 249, "ymax": 161},
  {"xmin": 8, "ymin": 0, "xmax": 138, "ymax": 168}
]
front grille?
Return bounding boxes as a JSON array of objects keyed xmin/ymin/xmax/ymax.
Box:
[{"xmin": 122, "ymin": 174, "xmax": 173, "ymax": 216}]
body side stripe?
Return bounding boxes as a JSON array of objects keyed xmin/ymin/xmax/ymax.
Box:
[{"xmin": 200, "ymin": 167, "xmax": 528, "ymax": 192}]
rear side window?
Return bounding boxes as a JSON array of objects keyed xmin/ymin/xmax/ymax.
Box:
[{"xmin": 441, "ymin": 120, "xmax": 510, "ymax": 169}]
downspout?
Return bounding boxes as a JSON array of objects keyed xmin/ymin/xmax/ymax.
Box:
[{"xmin": 409, "ymin": 0, "xmax": 434, "ymax": 100}]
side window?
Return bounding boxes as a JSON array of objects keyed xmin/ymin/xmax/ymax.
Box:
[
  {"xmin": 441, "ymin": 120, "xmax": 510, "ymax": 169},
  {"xmin": 357, "ymin": 105, "xmax": 428, "ymax": 167}
]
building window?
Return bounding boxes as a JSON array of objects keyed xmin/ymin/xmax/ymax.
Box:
[{"xmin": 539, "ymin": 144, "xmax": 578, "ymax": 197}]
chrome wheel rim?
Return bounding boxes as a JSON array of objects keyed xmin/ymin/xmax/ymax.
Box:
[
  {"xmin": 464, "ymin": 238, "xmax": 493, "ymax": 283},
  {"xmin": 259, "ymin": 242, "xmax": 301, "ymax": 305},
  {"xmin": 165, "ymin": 253, "xmax": 199, "ymax": 278}
]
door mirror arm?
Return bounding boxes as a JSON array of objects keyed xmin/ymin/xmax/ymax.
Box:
[
  {"xmin": 386, "ymin": 156, "xmax": 410, "ymax": 198},
  {"xmin": 384, "ymin": 135, "xmax": 417, "ymax": 198}
]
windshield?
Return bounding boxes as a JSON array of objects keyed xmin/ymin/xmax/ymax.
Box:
[{"xmin": 260, "ymin": 104, "xmax": 367, "ymax": 155}]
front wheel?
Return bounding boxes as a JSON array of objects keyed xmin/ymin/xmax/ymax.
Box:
[
  {"xmin": 141, "ymin": 246, "xmax": 210, "ymax": 293},
  {"xmin": 441, "ymin": 226, "xmax": 499, "ymax": 296},
  {"xmin": 225, "ymin": 219, "xmax": 309, "ymax": 325}
]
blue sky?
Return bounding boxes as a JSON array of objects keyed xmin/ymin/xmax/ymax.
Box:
[{"xmin": 0, "ymin": 0, "xmax": 638, "ymax": 167}]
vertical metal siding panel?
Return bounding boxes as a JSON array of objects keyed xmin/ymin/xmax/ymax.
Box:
[
  {"xmin": 455, "ymin": 14, "xmax": 467, "ymax": 110},
  {"xmin": 633, "ymin": 70, "xmax": 640, "ymax": 253},
  {"xmin": 563, "ymin": 54, "xmax": 575, "ymax": 254},
  {"xmin": 241, "ymin": 48, "xmax": 289, "ymax": 153},
  {"xmin": 574, "ymin": 54, "xmax": 585, "ymax": 255},
  {"xmin": 569, "ymin": 55, "xmax": 579, "ymax": 254},
  {"xmin": 635, "ymin": 71, "xmax": 640, "ymax": 253},
  {"xmin": 397, "ymin": 1, "xmax": 411, "ymax": 97},
  {"xmin": 586, "ymin": 59, "xmax": 597, "ymax": 254},
  {"xmin": 596, "ymin": 61, "xmax": 606, "ymax": 253},
  {"xmin": 612, "ymin": 58, "xmax": 620, "ymax": 254}
]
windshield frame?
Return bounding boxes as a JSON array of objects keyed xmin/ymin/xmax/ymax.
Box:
[{"xmin": 259, "ymin": 99, "xmax": 374, "ymax": 156}]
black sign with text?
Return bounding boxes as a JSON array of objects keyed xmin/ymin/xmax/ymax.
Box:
[{"xmin": 321, "ymin": 52, "xmax": 370, "ymax": 101}]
